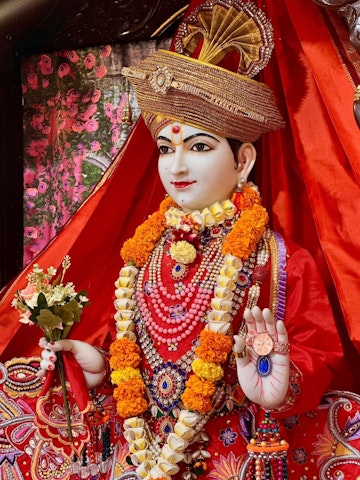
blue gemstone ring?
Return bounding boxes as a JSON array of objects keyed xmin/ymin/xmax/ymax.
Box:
[{"xmin": 256, "ymin": 355, "xmax": 272, "ymax": 377}]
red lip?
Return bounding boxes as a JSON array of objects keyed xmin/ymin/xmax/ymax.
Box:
[{"xmin": 172, "ymin": 181, "xmax": 195, "ymax": 189}]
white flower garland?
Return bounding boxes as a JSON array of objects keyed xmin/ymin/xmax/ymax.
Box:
[{"xmin": 112, "ymin": 200, "xmax": 246, "ymax": 479}]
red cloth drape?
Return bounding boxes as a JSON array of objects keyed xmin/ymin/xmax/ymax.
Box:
[
  {"xmin": 256, "ymin": 0, "xmax": 360, "ymax": 389},
  {"xmin": 1, "ymin": 0, "xmax": 360, "ymax": 391},
  {"xmin": 0, "ymin": 122, "xmax": 165, "ymax": 360}
]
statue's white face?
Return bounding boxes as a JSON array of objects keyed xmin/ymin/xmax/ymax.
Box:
[{"xmin": 157, "ymin": 122, "xmax": 254, "ymax": 212}]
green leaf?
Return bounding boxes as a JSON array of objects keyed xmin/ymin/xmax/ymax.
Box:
[
  {"xmin": 37, "ymin": 292, "xmax": 48, "ymax": 309},
  {"xmin": 63, "ymin": 298, "xmax": 83, "ymax": 322},
  {"xmin": 53, "ymin": 305, "xmax": 74, "ymax": 325},
  {"xmin": 36, "ymin": 309, "xmax": 63, "ymax": 330}
]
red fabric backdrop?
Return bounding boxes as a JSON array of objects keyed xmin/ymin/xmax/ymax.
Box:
[{"xmin": 1, "ymin": 0, "xmax": 360, "ymax": 391}]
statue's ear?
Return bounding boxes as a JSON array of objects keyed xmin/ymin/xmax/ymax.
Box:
[{"xmin": 236, "ymin": 143, "xmax": 256, "ymax": 182}]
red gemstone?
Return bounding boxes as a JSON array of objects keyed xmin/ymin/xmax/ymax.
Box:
[{"xmin": 172, "ymin": 125, "xmax": 180, "ymax": 134}]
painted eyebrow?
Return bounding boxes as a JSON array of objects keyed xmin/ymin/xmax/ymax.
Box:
[{"xmin": 156, "ymin": 133, "xmax": 220, "ymax": 143}]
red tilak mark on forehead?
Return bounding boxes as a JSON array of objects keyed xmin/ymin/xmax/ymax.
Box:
[{"xmin": 172, "ymin": 125, "xmax": 180, "ymax": 134}]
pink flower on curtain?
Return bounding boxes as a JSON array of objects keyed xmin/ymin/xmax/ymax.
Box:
[
  {"xmin": 84, "ymin": 53, "xmax": 96, "ymax": 69},
  {"xmin": 67, "ymin": 51, "xmax": 80, "ymax": 63},
  {"xmin": 26, "ymin": 187, "xmax": 38, "ymax": 199},
  {"xmin": 91, "ymin": 90, "xmax": 101, "ymax": 103},
  {"xmin": 58, "ymin": 63, "xmax": 71, "ymax": 78},
  {"xmin": 111, "ymin": 128, "xmax": 120, "ymax": 143},
  {"xmin": 24, "ymin": 227, "xmax": 38, "ymax": 239},
  {"xmin": 38, "ymin": 182, "xmax": 48, "ymax": 194},
  {"xmin": 72, "ymin": 122, "xmax": 85, "ymax": 133},
  {"xmin": 58, "ymin": 63, "xmax": 70, "ymax": 78},
  {"xmin": 24, "ymin": 168, "xmax": 36, "ymax": 185},
  {"xmin": 85, "ymin": 119, "xmax": 99, "ymax": 132},
  {"xmin": 68, "ymin": 106, "xmax": 79, "ymax": 117},
  {"xmin": 95, "ymin": 65, "xmax": 107, "ymax": 78},
  {"xmin": 90, "ymin": 141, "xmax": 101, "ymax": 152},
  {"xmin": 105, "ymin": 102, "xmax": 114, "ymax": 117},
  {"xmin": 30, "ymin": 114, "xmax": 44, "ymax": 131},
  {"xmin": 78, "ymin": 104, "xmax": 97, "ymax": 121},
  {"xmin": 38, "ymin": 55, "xmax": 54, "ymax": 75},
  {"xmin": 27, "ymin": 73, "xmax": 38, "ymax": 90},
  {"xmin": 21, "ymin": 43, "xmax": 139, "ymax": 265},
  {"xmin": 100, "ymin": 45, "xmax": 111, "ymax": 58}
]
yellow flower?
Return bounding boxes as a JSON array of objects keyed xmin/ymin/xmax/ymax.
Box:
[
  {"xmin": 169, "ymin": 241, "xmax": 197, "ymax": 264},
  {"xmin": 191, "ymin": 358, "xmax": 224, "ymax": 382},
  {"xmin": 110, "ymin": 366, "xmax": 142, "ymax": 384}
]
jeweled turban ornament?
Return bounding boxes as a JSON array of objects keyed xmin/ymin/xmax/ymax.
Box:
[{"xmin": 122, "ymin": 0, "xmax": 285, "ymax": 142}]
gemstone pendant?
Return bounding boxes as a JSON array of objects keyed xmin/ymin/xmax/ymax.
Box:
[
  {"xmin": 171, "ymin": 262, "xmax": 188, "ymax": 280},
  {"xmin": 256, "ymin": 355, "xmax": 272, "ymax": 377},
  {"xmin": 149, "ymin": 362, "xmax": 187, "ymax": 412}
]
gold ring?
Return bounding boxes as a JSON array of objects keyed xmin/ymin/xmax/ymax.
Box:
[{"xmin": 233, "ymin": 347, "xmax": 247, "ymax": 359}]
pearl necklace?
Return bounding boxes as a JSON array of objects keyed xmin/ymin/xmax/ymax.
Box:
[{"xmin": 137, "ymin": 233, "xmax": 226, "ymax": 349}]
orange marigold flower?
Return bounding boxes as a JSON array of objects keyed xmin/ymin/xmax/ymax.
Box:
[
  {"xmin": 110, "ymin": 338, "xmax": 140, "ymax": 356},
  {"xmin": 113, "ymin": 378, "xmax": 146, "ymax": 400},
  {"xmin": 185, "ymin": 374, "xmax": 216, "ymax": 397},
  {"xmin": 109, "ymin": 338, "xmax": 141, "ymax": 368},
  {"xmin": 222, "ymin": 203, "xmax": 268, "ymax": 260},
  {"xmin": 110, "ymin": 352, "xmax": 141, "ymax": 370},
  {"xmin": 231, "ymin": 185, "xmax": 261, "ymax": 210},
  {"xmin": 120, "ymin": 197, "xmax": 175, "ymax": 266},
  {"xmin": 181, "ymin": 389, "xmax": 212, "ymax": 414},
  {"xmin": 117, "ymin": 396, "xmax": 148, "ymax": 418},
  {"xmin": 159, "ymin": 196, "xmax": 176, "ymax": 213},
  {"xmin": 195, "ymin": 330, "xmax": 232, "ymax": 363}
]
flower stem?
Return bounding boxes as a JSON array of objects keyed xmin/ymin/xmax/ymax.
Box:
[{"xmin": 57, "ymin": 351, "xmax": 73, "ymax": 442}]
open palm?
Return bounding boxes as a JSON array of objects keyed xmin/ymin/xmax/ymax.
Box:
[{"xmin": 233, "ymin": 306, "xmax": 290, "ymax": 409}]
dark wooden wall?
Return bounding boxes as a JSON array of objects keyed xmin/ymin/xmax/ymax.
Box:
[{"xmin": 0, "ymin": 0, "xmax": 188, "ymax": 289}]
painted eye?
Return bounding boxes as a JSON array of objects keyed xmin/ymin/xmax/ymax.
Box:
[
  {"xmin": 192, "ymin": 142, "xmax": 210, "ymax": 152},
  {"xmin": 158, "ymin": 145, "xmax": 173, "ymax": 154}
]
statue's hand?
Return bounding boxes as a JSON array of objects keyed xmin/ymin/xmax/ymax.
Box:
[
  {"xmin": 37, "ymin": 338, "xmax": 106, "ymax": 389},
  {"xmin": 233, "ymin": 306, "xmax": 290, "ymax": 409}
]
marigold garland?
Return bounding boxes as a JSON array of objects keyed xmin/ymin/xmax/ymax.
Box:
[
  {"xmin": 110, "ymin": 184, "xmax": 270, "ymax": 479},
  {"xmin": 120, "ymin": 196, "xmax": 175, "ymax": 266},
  {"xmin": 222, "ymin": 202, "xmax": 268, "ymax": 258}
]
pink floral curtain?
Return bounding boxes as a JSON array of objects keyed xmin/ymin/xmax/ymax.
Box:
[{"xmin": 21, "ymin": 44, "xmax": 142, "ymax": 265}]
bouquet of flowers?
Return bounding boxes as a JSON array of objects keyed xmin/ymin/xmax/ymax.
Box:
[{"xmin": 12, "ymin": 255, "xmax": 89, "ymax": 441}]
